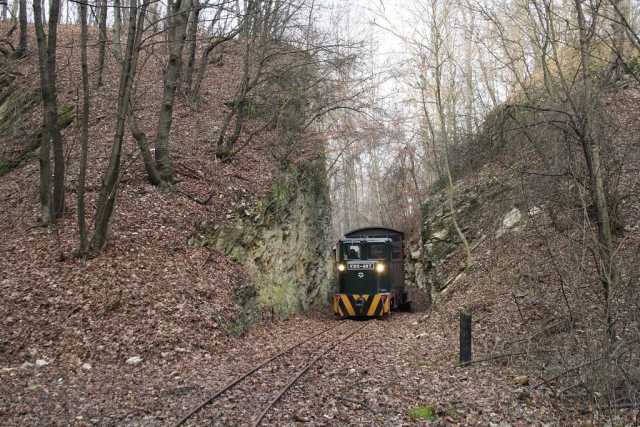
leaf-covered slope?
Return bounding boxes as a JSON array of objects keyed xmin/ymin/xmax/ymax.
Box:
[
  {"xmin": 412, "ymin": 80, "xmax": 640, "ymax": 416},
  {"xmin": 0, "ymin": 24, "xmax": 325, "ymax": 366}
]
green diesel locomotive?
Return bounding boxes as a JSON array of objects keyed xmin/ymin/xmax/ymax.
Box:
[{"xmin": 333, "ymin": 227, "xmax": 409, "ymax": 318}]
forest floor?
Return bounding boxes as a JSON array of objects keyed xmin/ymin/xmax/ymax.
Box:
[
  {"xmin": 2, "ymin": 310, "xmax": 598, "ymax": 426},
  {"xmin": 2, "ymin": 24, "xmax": 639, "ymax": 426}
]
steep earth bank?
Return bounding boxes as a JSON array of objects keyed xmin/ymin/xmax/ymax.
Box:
[
  {"xmin": 405, "ymin": 79, "xmax": 640, "ymax": 420},
  {"xmin": 0, "ymin": 26, "xmax": 330, "ymax": 369}
]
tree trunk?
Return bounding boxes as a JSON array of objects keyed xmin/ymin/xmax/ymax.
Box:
[
  {"xmin": 129, "ymin": 109, "xmax": 163, "ymax": 185},
  {"xmin": 574, "ymin": 0, "xmax": 616, "ymax": 344},
  {"xmin": 239, "ymin": 0, "xmax": 255, "ymax": 38},
  {"xmin": 606, "ymin": 0, "xmax": 631, "ymax": 82},
  {"xmin": 33, "ymin": 0, "xmax": 65, "ymax": 222},
  {"xmin": 91, "ymin": 0, "xmax": 148, "ymax": 253},
  {"xmin": 191, "ymin": 29, "xmax": 236, "ymax": 99},
  {"xmin": 154, "ymin": 0, "xmax": 191, "ymax": 183},
  {"xmin": 216, "ymin": 37, "xmax": 253, "ymax": 158},
  {"xmin": 148, "ymin": 0, "xmax": 159, "ymax": 32},
  {"xmin": 47, "ymin": 0, "xmax": 65, "ymax": 220},
  {"xmin": 11, "ymin": 0, "xmax": 18, "ymax": 21},
  {"xmin": 112, "ymin": 0, "xmax": 122, "ymax": 60},
  {"xmin": 165, "ymin": 0, "xmax": 174, "ymax": 34},
  {"xmin": 121, "ymin": 0, "xmax": 129, "ymax": 28},
  {"xmin": 192, "ymin": 5, "xmax": 225, "ymax": 97},
  {"xmin": 462, "ymin": 7, "xmax": 475, "ymax": 136},
  {"xmin": 182, "ymin": 0, "xmax": 200, "ymax": 95},
  {"xmin": 15, "ymin": 0, "xmax": 27, "ymax": 57},
  {"xmin": 33, "ymin": 0, "xmax": 51, "ymax": 224},
  {"xmin": 96, "ymin": 0, "xmax": 108, "ymax": 87},
  {"xmin": 78, "ymin": 0, "xmax": 89, "ymax": 254},
  {"xmin": 478, "ymin": 56, "xmax": 498, "ymax": 108}
]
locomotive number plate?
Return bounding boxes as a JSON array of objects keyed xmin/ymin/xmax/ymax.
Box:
[{"xmin": 348, "ymin": 263, "xmax": 373, "ymax": 270}]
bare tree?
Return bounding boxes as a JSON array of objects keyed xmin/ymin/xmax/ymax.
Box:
[
  {"xmin": 189, "ymin": 5, "xmax": 239, "ymax": 99},
  {"xmin": 605, "ymin": 0, "xmax": 631, "ymax": 82},
  {"xmin": 181, "ymin": 0, "xmax": 202, "ymax": 94},
  {"xmin": 112, "ymin": 0, "xmax": 123, "ymax": 60},
  {"xmin": 91, "ymin": 0, "xmax": 149, "ymax": 253},
  {"xmin": 215, "ymin": 0, "xmax": 285, "ymax": 159},
  {"xmin": 574, "ymin": 0, "xmax": 616, "ymax": 343},
  {"xmin": 153, "ymin": 0, "xmax": 191, "ymax": 183},
  {"xmin": 147, "ymin": 0, "xmax": 160, "ymax": 32},
  {"xmin": 461, "ymin": 5, "xmax": 475, "ymax": 135},
  {"xmin": 15, "ymin": 0, "xmax": 26, "ymax": 57},
  {"xmin": 96, "ymin": 0, "xmax": 108, "ymax": 87},
  {"xmin": 78, "ymin": 0, "xmax": 90, "ymax": 254},
  {"xmin": 33, "ymin": 0, "xmax": 65, "ymax": 222},
  {"xmin": 412, "ymin": 0, "xmax": 472, "ymax": 266}
]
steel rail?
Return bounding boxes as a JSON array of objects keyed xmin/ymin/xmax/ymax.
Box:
[
  {"xmin": 175, "ymin": 322, "xmax": 344, "ymax": 426},
  {"xmin": 252, "ymin": 322, "xmax": 368, "ymax": 427}
]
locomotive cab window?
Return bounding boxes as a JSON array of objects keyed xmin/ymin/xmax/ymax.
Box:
[
  {"xmin": 343, "ymin": 244, "xmax": 361, "ymax": 260},
  {"xmin": 368, "ymin": 243, "xmax": 387, "ymax": 260}
]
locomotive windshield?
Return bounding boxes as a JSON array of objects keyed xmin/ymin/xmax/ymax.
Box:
[
  {"xmin": 343, "ymin": 244, "xmax": 362, "ymax": 260},
  {"xmin": 368, "ymin": 243, "xmax": 386, "ymax": 260},
  {"xmin": 341, "ymin": 242, "xmax": 388, "ymax": 260}
]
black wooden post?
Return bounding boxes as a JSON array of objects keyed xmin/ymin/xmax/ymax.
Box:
[{"xmin": 459, "ymin": 310, "xmax": 472, "ymax": 365}]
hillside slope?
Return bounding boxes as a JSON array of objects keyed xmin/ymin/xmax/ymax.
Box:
[
  {"xmin": 408, "ymin": 78, "xmax": 640, "ymax": 419},
  {"xmin": 0, "ymin": 25, "xmax": 329, "ymax": 367}
]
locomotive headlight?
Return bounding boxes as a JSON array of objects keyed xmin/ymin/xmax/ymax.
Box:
[
  {"xmin": 337, "ymin": 263, "xmax": 346, "ymax": 272},
  {"xmin": 375, "ymin": 263, "xmax": 386, "ymax": 274}
]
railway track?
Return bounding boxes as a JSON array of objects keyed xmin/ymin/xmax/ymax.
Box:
[{"xmin": 175, "ymin": 320, "xmax": 368, "ymax": 426}]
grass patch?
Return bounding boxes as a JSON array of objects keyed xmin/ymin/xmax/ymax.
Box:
[{"xmin": 408, "ymin": 405, "xmax": 437, "ymax": 422}]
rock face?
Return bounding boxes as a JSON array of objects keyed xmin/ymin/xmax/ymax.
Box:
[
  {"xmin": 0, "ymin": 79, "xmax": 74, "ymax": 176},
  {"xmin": 496, "ymin": 207, "xmax": 522, "ymax": 238},
  {"xmin": 206, "ymin": 160, "xmax": 331, "ymax": 322},
  {"xmin": 416, "ymin": 183, "xmax": 482, "ymax": 302},
  {"xmin": 404, "ymin": 244, "xmax": 431, "ymax": 311},
  {"xmin": 409, "ymin": 175, "xmax": 518, "ymax": 303}
]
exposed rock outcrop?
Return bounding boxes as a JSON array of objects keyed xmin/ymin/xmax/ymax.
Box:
[
  {"xmin": 203, "ymin": 159, "xmax": 332, "ymax": 324},
  {"xmin": 409, "ymin": 174, "xmax": 528, "ymax": 303}
]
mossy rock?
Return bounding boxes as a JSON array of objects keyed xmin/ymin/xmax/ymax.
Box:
[
  {"xmin": 257, "ymin": 278, "xmax": 304, "ymax": 319},
  {"xmin": 0, "ymin": 88, "xmax": 39, "ymax": 134},
  {"xmin": 0, "ymin": 104, "xmax": 75, "ymax": 177},
  {"xmin": 200, "ymin": 156, "xmax": 330, "ymax": 330},
  {"xmin": 408, "ymin": 405, "xmax": 437, "ymax": 422},
  {"xmin": 225, "ymin": 299, "xmax": 261, "ymax": 337}
]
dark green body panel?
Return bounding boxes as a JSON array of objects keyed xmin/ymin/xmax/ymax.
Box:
[{"xmin": 339, "ymin": 261, "xmax": 391, "ymax": 294}]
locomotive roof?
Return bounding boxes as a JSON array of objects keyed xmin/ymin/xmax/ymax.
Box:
[
  {"xmin": 343, "ymin": 226, "xmax": 404, "ymax": 239},
  {"xmin": 339, "ymin": 237, "xmax": 392, "ymax": 243}
]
